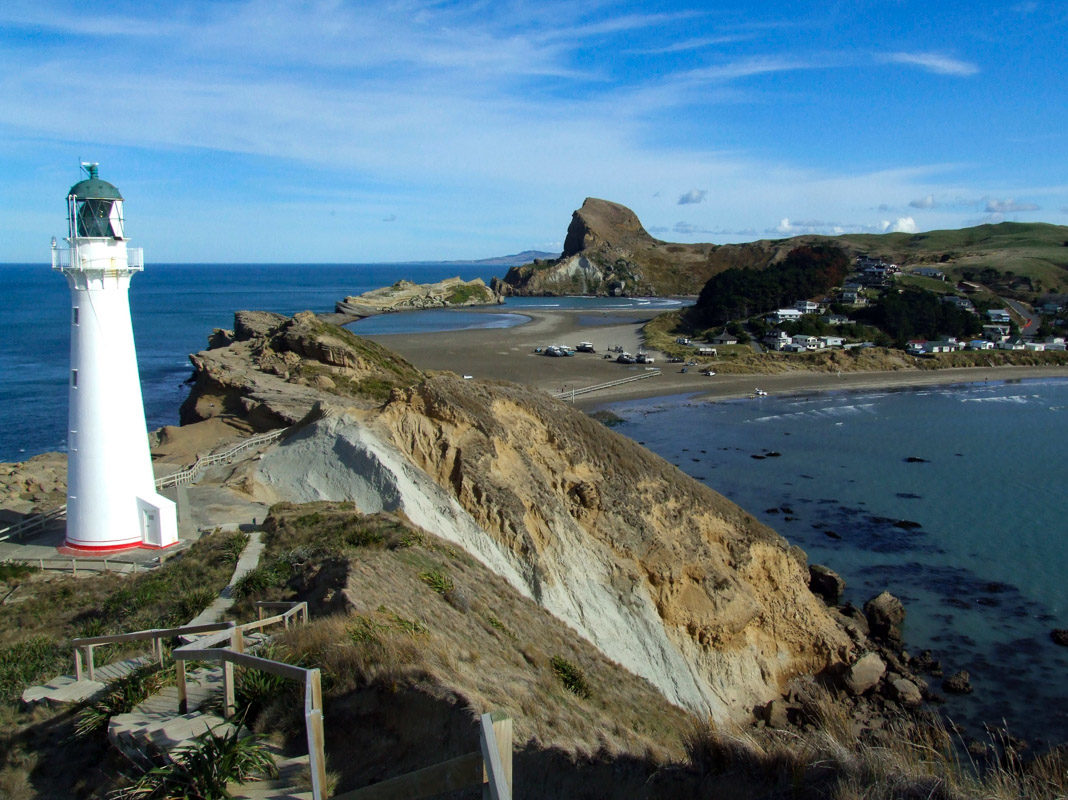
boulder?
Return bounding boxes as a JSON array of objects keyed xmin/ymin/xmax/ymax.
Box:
[
  {"xmin": 891, "ymin": 677, "xmax": 923, "ymax": 708},
  {"xmin": 844, "ymin": 652, "xmax": 886, "ymax": 695},
  {"xmin": 864, "ymin": 591, "xmax": 906, "ymax": 644},
  {"xmin": 942, "ymin": 670, "xmax": 973, "ymax": 694},
  {"xmin": 759, "ymin": 698, "xmax": 791, "ymax": 729},
  {"xmin": 1051, "ymin": 629, "xmax": 1068, "ymax": 647},
  {"xmin": 808, "ymin": 564, "xmax": 845, "ymax": 605}
]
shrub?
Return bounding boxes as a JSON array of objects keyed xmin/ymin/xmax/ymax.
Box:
[
  {"xmin": 550, "ymin": 656, "xmax": 591, "ymax": 698},
  {"xmin": 113, "ymin": 722, "xmax": 277, "ymax": 799},
  {"xmin": 419, "ymin": 569, "xmax": 454, "ymax": 596}
]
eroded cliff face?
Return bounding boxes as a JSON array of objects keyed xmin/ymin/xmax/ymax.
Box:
[{"xmin": 362, "ymin": 375, "xmax": 852, "ymax": 719}]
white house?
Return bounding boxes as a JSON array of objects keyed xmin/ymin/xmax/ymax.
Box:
[
  {"xmin": 764, "ymin": 330, "xmax": 792, "ymax": 351},
  {"xmin": 791, "ymin": 334, "xmax": 821, "ymax": 351},
  {"xmin": 966, "ymin": 340, "xmax": 994, "ymax": 350},
  {"xmin": 794, "ymin": 300, "xmax": 819, "ymax": 314},
  {"xmin": 820, "ymin": 335, "xmax": 845, "ymax": 348},
  {"xmin": 986, "ymin": 309, "xmax": 1012, "ymax": 324},
  {"xmin": 768, "ymin": 308, "xmax": 802, "ymax": 323}
]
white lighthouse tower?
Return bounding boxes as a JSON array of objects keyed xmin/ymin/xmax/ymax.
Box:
[{"xmin": 52, "ymin": 163, "xmax": 178, "ymax": 551}]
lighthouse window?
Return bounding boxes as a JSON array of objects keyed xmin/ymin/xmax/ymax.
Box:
[
  {"xmin": 76, "ymin": 198, "xmax": 117, "ymax": 238},
  {"xmin": 71, "ymin": 369, "xmax": 78, "ymax": 387},
  {"xmin": 72, "ymin": 306, "xmax": 79, "ymax": 325}
]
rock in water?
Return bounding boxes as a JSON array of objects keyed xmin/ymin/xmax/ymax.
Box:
[
  {"xmin": 864, "ymin": 591, "xmax": 906, "ymax": 645},
  {"xmin": 808, "ymin": 564, "xmax": 845, "ymax": 605},
  {"xmin": 1051, "ymin": 629, "xmax": 1068, "ymax": 646},
  {"xmin": 942, "ymin": 670, "xmax": 974, "ymax": 694}
]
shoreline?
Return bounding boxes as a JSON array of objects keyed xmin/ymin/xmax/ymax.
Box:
[{"xmin": 352, "ymin": 305, "xmax": 1068, "ymax": 409}]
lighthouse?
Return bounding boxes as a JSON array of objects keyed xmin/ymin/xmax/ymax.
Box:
[{"xmin": 52, "ymin": 163, "xmax": 178, "ymax": 551}]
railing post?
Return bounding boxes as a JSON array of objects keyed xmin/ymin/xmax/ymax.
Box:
[
  {"xmin": 176, "ymin": 659, "xmax": 188, "ymax": 714},
  {"xmin": 306, "ymin": 670, "xmax": 326, "ymax": 800},
  {"xmin": 85, "ymin": 645, "xmax": 96, "ymax": 682},
  {"xmin": 74, "ymin": 648, "xmax": 84, "ymax": 681},
  {"xmin": 230, "ymin": 627, "xmax": 245, "ymax": 654},
  {"xmin": 479, "ymin": 712, "xmax": 512, "ymax": 800},
  {"xmin": 223, "ymin": 660, "xmax": 235, "ymax": 718}
]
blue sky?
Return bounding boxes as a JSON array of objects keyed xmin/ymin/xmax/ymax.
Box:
[{"xmin": 2, "ymin": 0, "xmax": 1066, "ymax": 262}]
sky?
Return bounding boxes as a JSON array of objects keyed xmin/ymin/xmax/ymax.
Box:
[{"xmin": 1, "ymin": 0, "xmax": 1066, "ymax": 263}]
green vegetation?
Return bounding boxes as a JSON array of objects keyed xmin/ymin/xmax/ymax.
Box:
[
  {"xmin": 0, "ymin": 563, "xmax": 37, "ymax": 582},
  {"xmin": 445, "ymin": 283, "xmax": 493, "ymax": 305},
  {"xmin": 689, "ymin": 245, "xmax": 850, "ymax": 328},
  {"xmin": 550, "ymin": 655, "xmax": 591, "ymax": 699},
  {"xmin": 114, "ymin": 723, "xmax": 277, "ymax": 799},
  {"xmin": 855, "ymin": 288, "xmax": 982, "ymax": 345},
  {"xmin": 76, "ymin": 663, "xmax": 174, "ymax": 738},
  {"xmin": 0, "ymin": 637, "xmax": 67, "ymax": 703},
  {"xmin": 418, "ymin": 568, "xmax": 454, "ymax": 596}
]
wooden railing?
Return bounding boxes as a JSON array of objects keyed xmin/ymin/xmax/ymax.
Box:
[
  {"xmin": 71, "ymin": 621, "xmax": 236, "ymax": 682},
  {"xmin": 332, "ymin": 711, "xmax": 513, "ymax": 800},
  {"xmin": 172, "ymin": 602, "xmax": 326, "ymax": 799},
  {"xmin": 0, "ymin": 426, "xmax": 288, "ymax": 544},
  {"xmin": 553, "ymin": 368, "xmax": 661, "ymax": 400}
]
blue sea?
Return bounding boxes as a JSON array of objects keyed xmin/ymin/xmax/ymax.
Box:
[{"xmin": 2, "ymin": 263, "xmax": 1065, "ymax": 745}]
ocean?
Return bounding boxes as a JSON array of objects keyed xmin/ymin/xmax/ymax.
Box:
[{"xmin": 2, "ymin": 262, "xmax": 1064, "ymax": 746}]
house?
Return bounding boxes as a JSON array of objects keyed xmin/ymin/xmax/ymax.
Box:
[
  {"xmin": 768, "ymin": 308, "xmax": 802, "ymax": 323},
  {"xmin": 1025, "ymin": 342, "xmax": 1046, "ymax": 352},
  {"xmin": 966, "ymin": 340, "xmax": 995, "ymax": 351},
  {"xmin": 791, "ymin": 334, "xmax": 821, "ymax": 351},
  {"xmin": 998, "ymin": 339, "xmax": 1026, "ymax": 350},
  {"xmin": 763, "ymin": 331, "xmax": 792, "ymax": 351},
  {"xmin": 822, "ymin": 314, "xmax": 850, "ymax": 326},
  {"xmin": 696, "ymin": 346, "xmax": 717, "ymax": 356},
  {"xmin": 906, "ymin": 340, "xmax": 928, "ymax": 356},
  {"xmin": 942, "ymin": 295, "xmax": 975, "ymax": 312},
  {"xmin": 983, "ymin": 324, "xmax": 1010, "ymax": 341},
  {"xmin": 912, "ymin": 268, "xmax": 946, "ymax": 280},
  {"xmin": 927, "ymin": 339, "xmax": 962, "ymax": 353},
  {"xmin": 794, "ymin": 300, "xmax": 819, "ymax": 314},
  {"xmin": 840, "ymin": 289, "xmax": 865, "ymax": 305},
  {"xmin": 820, "ymin": 335, "xmax": 844, "ymax": 348},
  {"xmin": 710, "ymin": 331, "xmax": 738, "ymax": 345},
  {"xmin": 986, "ymin": 309, "xmax": 1012, "ymax": 324}
]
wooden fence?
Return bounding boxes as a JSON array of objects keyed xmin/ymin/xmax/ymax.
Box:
[{"xmin": 0, "ymin": 426, "xmax": 288, "ymax": 544}]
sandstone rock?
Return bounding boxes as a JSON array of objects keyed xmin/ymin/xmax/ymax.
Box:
[
  {"xmin": 942, "ymin": 670, "xmax": 973, "ymax": 694},
  {"xmin": 808, "ymin": 564, "xmax": 845, "ymax": 604},
  {"xmin": 891, "ymin": 677, "xmax": 923, "ymax": 707},
  {"xmin": 234, "ymin": 310, "xmax": 288, "ymax": 341},
  {"xmin": 844, "ymin": 652, "xmax": 885, "ymax": 695},
  {"xmin": 864, "ymin": 591, "xmax": 906, "ymax": 644},
  {"xmin": 1051, "ymin": 629, "xmax": 1068, "ymax": 646},
  {"xmin": 760, "ymin": 699, "xmax": 791, "ymax": 729},
  {"xmin": 208, "ymin": 328, "xmax": 235, "ymax": 349}
]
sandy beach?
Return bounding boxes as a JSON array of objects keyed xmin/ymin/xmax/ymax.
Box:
[{"xmin": 355, "ymin": 306, "xmax": 1068, "ymax": 409}]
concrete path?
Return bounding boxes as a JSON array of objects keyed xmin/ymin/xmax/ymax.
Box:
[{"xmin": 187, "ymin": 528, "xmax": 266, "ymax": 627}]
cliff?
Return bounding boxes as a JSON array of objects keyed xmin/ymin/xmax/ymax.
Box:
[{"xmin": 183, "ymin": 312, "xmax": 857, "ymax": 721}]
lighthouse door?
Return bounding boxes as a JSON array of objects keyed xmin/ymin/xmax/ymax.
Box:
[{"xmin": 137, "ymin": 497, "xmax": 163, "ymax": 545}]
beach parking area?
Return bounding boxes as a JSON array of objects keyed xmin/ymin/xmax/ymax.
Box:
[{"xmin": 357, "ymin": 305, "xmax": 1068, "ymax": 408}]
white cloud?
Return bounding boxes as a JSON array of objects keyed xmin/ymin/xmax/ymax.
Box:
[
  {"xmin": 985, "ymin": 198, "xmax": 1040, "ymax": 213},
  {"xmin": 910, "ymin": 195, "xmax": 937, "ymax": 209},
  {"xmin": 885, "ymin": 52, "xmax": 980, "ymax": 76},
  {"xmin": 884, "ymin": 217, "xmax": 918, "ymax": 233},
  {"xmin": 678, "ymin": 189, "xmax": 707, "ymax": 205}
]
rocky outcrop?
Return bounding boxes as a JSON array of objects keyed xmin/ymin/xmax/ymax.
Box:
[
  {"xmin": 0, "ymin": 452, "xmax": 67, "ymax": 523},
  {"xmin": 335, "ymin": 277, "xmax": 502, "ymax": 317},
  {"xmin": 179, "ymin": 311, "xmax": 423, "ymax": 429},
  {"xmin": 498, "ymin": 198, "xmax": 834, "ymax": 297}
]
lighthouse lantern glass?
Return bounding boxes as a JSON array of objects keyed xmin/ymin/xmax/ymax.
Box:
[{"xmin": 75, "ymin": 198, "xmax": 124, "ymax": 239}]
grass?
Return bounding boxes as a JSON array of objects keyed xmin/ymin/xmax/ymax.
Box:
[
  {"xmin": 75, "ymin": 663, "xmax": 174, "ymax": 738},
  {"xmin": 0, "ymin": 529, "xmax": 243, "ymax": 703},
  {"xmin": 550, "ymin": 656, "xmax": 591, "ymax": 699}
]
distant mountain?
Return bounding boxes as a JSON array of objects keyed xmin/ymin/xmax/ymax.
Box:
[{"xmin": 448, "ymin": 250, "xmax": 557, "ymax": 267}]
